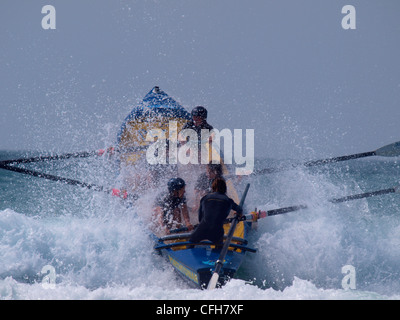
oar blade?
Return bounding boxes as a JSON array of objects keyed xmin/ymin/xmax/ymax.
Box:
[
  {"xmin": 207, "ymin": 183, "xmax": 250, "ymax": 290},
  {"xmin": 207, "ymin": 273, "xmax": 220, "ymax": 290},
  {"xmin": 375, "ymin": 141, "xmax": 400, "ymax": 157}
]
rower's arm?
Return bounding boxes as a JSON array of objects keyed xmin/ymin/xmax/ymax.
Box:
[
  {"xmin": 153, "ymin": 206, "xmax": 168, "ymax": 234},
  {"xmin": 231, "ymin": 200, "xmax": 243, "ymax": 216},
  {"xmin": 181, "ymin": 204, "xmax": 193, "ymax": 230}
]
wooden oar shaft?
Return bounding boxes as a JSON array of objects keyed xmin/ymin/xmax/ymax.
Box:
[
  {"xmin": 0, "ymin": 151, "xmax": 99, "ymax": 166},
  {"xmin": 255, "ymin": 151, "xmax": 377, "ymax": 175},
  {"xmin": 0, "ymin": 145, "xmax": 147, "ymax": 166},
  {"xmin": 265, "ymin": 204, "xmax": 308, "ymax": 216},
  {"xmin": 0, "ymin": 163, "xmax": 104, "ymax": 191},
  {"xmin": 303, "ymin": 151, "xmax": 376, "ymax": 167},
  {"xmin": 329, "ymin": 187, "xmax": 397, "ymax": 203},
  {"xmin": 255, "ymin": 140, "xmax": 400, "ymax": 176},
  {"xmin": 207, "ymin": 183, "xmax": 250, "ymax": 290},
  {"xmin": 238, "ymin": 186, "xmax": 399, "ymax": 221},
  {"xmin": 0, "ymin": 163, "xmax": 137, "ymax": 200}
]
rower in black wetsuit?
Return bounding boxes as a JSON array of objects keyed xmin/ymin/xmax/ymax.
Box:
[{"xmin": 189, "ymin": 178, "xmax": 242, "ymax": 244}]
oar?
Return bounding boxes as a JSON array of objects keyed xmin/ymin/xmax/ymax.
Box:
[
  {"xmin": 0, "ymin": 150, "xmax": 109, "ymax": 166},
  {"xmin": 207, "ymin": 183, "xmax": 250, "ymax": 290},
  {"xmin": 0, "ymin": 146, "xmax": 148, "ymax": 165},
  {"xmin": 255, "ymin": 141, "xmax": 400, "ymax": 175},
  {"xmin": 0, "ymin": 146, "xmax": 148, "ymax": 166},
  {"xmin": 0, "ymin": 163, "xmax": 137, "ymax": 201},
  {"xmin": 234, "ymin": 186, "xmax": 399, "ymax": 222}
]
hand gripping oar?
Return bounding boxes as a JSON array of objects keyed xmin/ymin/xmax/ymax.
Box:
[
  {"xmin": 255, "ymin": 141, "xmax": 400, "ymax": 175},
  {"xmin": 235, "ymin": 186, "xmax": 400, "ymax": 222},
  {"xmin": 207, "ymin": 183, "xmax": 250, "ymax": 290}
]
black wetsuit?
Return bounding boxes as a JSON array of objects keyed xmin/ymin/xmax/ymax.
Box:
[
  {"xmin": 189, "ymin": 192, "xmax": 242, "ymax": 244},
  {"xmin": 155, "ymin": 193, "xmax": 186, "ymax": 230}
]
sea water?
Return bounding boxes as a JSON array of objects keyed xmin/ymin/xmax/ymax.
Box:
[{"xmin": 1, "ymin": 151, "xmax": 400, "ymax": 300}]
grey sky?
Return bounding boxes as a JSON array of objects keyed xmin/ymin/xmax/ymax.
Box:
[{"xmin": 1, "ymin": 0, "xmax": 399, "ymax": 160}]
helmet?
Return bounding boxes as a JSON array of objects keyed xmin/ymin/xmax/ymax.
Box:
[
  {"xmin": 167, "ymin": 177, "xmax": 186, "ymax": 192},
  {"xmin": 191, "ymin": 106, "xmax": 207, "ymax": 119}
]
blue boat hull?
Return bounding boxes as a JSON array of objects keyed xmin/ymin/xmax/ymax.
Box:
[
  {"xmin": 154, "ymin": 222, "xmax": 256, "ymax": 289},
  {"xmin": 164, "ymin": 246, "xmax": 245, "ymax": 288}
]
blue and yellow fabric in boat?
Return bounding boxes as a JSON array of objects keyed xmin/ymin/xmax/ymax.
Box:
[{"xmin": 117, "ymin": 86, "xmax": 191, "ymax": 166}]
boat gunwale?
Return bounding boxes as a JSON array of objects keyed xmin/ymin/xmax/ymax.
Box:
[{"xmin": 154, "ymin": 240, "xmax": 257, "ymax": 253}]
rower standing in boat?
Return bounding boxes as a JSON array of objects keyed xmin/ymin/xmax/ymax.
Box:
[
  {"xmin": 181, "ymin": 106, "xmax": 213, "ymax": 140},
  {"xmin": 153, "ymin": 178, "xmax": 193, "ymax": 234},
  {"xmin": 189, "ymin": 178, "xmax": 242, "ymax": 244},
  {"xmin": 178, "ymin": 106, "xmax": 214, "ymax": 164}
]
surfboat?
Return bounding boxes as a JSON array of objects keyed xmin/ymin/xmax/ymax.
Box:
[{"xmin": 118, "ymin": 87, "xmax": 257, "ymax": 289}]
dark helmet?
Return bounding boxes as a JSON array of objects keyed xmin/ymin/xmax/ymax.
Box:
[
  {"xmin": 191, "ymin": 106, "xmax": 208, "ymax": 119},
  {"xmin": 168, "ymin": 177, "xmax": 186, "ymax": 192}
]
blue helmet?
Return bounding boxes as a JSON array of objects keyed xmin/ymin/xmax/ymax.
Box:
[{"xmin": 168, "ymin": 177, "xmax": 186, "ymax": 192}]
